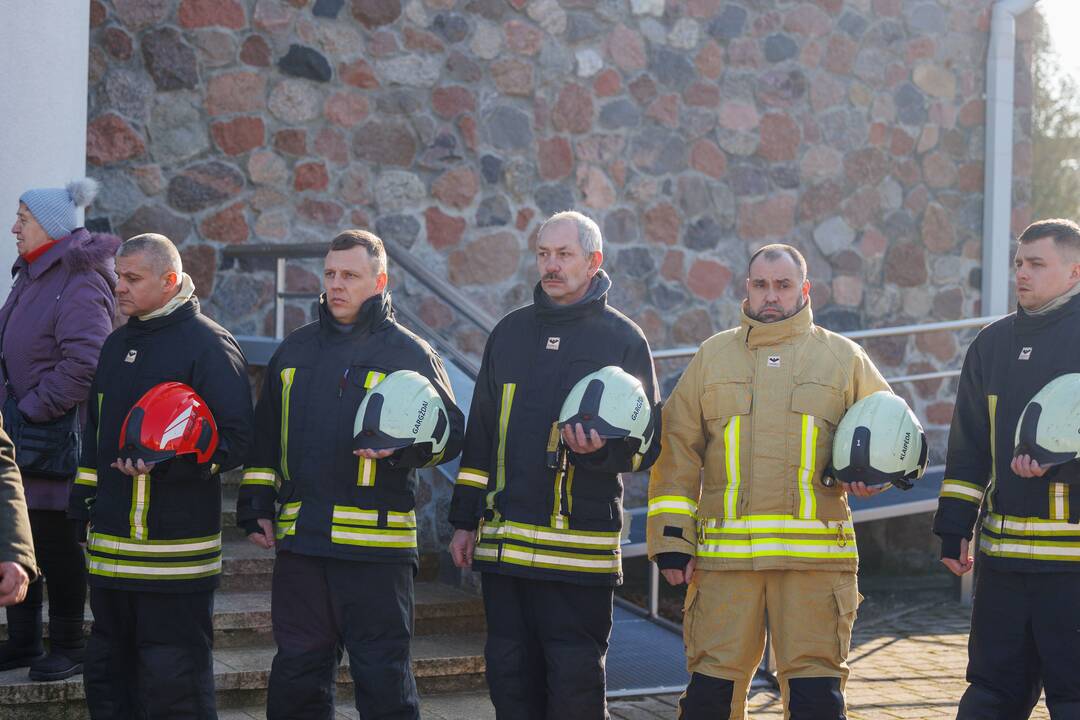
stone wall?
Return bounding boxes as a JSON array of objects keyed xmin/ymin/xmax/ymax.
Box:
[{"xmin": 87, "ymin": 0, "xmax": 1033, "ymax": 466}]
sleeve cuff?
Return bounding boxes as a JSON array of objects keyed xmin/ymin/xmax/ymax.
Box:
[
  {"xmin": 939, "ymin": 534, "xmax": 963, "ymax": 560},
  {"xmin": 656, "ymin": 552, "xmax": 692, "ymax": 571},
  {"xmin": 451, "ymin": 520, "xmax": 479, "ymax": 532}
]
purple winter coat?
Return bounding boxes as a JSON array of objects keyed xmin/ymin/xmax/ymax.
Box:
[{"xmin": 0, "ymin": 228, "xmax": 120, "ymax": 510}]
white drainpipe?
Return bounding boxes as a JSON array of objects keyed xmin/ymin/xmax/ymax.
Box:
[
  {"xmin": 982, "ymin": 0, "xmax": 1038, "ymax": 316},
  {"xmin": 0, "ymin": 1, "xmax": 91, "ymax": 297}
]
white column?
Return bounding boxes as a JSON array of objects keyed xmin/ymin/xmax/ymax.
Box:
[{"xmin": 0, "ymin": 1, "xmax": 90, "ymax": 296}]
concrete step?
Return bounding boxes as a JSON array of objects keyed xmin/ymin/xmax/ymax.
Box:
[
  {"xmin": 0, "ymin": 633, "xmax": 487, "ymax": 719},
  {"xmin": 0, "ymin": 582, "xmax": 484, "ymax": 647}
]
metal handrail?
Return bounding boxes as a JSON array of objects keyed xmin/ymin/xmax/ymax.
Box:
[
  {"xmin": 651, "ymin": 315, "xmax": 1002, "ymax": 361},
  {"xmin": 221, "ymin": 240, "xmax": 498, "ymax": 340}
]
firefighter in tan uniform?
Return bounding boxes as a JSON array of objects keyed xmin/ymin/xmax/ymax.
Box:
[{"xmin": 647, "ymin": 244, "xmax": 890, "ymax": 719}]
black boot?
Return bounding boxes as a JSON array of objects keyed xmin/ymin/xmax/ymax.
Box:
[
  {"xmin": 0, "ymin": 588, "xmax": 45, "ymax": 671},
  {"xmin": 29, "ymin": 616, "xmax": 85, "ymax": 681}
]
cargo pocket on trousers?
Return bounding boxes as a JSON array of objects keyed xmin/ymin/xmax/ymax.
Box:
[
  {"xmin": 682, "ymin": 581, "xmax": 700, "ymax": 652},
  {"xmin": 834, "ymin": 580, "xmax": 862, "ymax": 661}
]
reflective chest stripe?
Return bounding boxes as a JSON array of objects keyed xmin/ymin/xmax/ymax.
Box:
[
  {"xmin": 698, "ymin": 515, "xmax": 857, "ymax": 560},
  {"xmin": 241, "ymin": 467, "xmax": 278, "ymax": 488},
  {"xmin": 980, "ymin": 511, "xmax": 1080, "ymax": 562},
  {"xmin": 357, "ymin": 371, "xmax": 386, "ymax": 487},
  {"xmin": 129, "ymin": 473, "xmax": 150, "ymax": 541},
  {"xmin": 723, "ymin": 416, "xmax": 742, "ymax": 518},
  {"xmin": 940, "ymin": 479, "xmax": 985, "ymax": 505},
  {"xmin": 474, "ymin": 519, "xmax": 622, "ymax": 574},
  {"xmin": 75, "ymin": 467, "xmax": 98, "ymax": 488},
  {"xmin": 280, "ymin": 368, "xmax": 297, "ymax": 482},
  {"xmin": 331, "ymin": 504, "xmax": 416, "ymax": 548},
  {"xmin": 485, "ymin": 383, "xmax": 516, "ymax": 514},
  {"xmin": 796, "ymin": 414, "xmax": 819, "ymax": 519},
  {"xmin": 87, "ymin": 532, "xmax": 222, "ymax": 580},
  {"xmin": 1049, "ymin": 484, "xmax": 1070, "ymax": 521}
]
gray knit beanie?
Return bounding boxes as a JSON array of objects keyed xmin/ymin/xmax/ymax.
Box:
[{"xmin": 19, "ymin": 178, "xmax": 100, "ymax": 240}]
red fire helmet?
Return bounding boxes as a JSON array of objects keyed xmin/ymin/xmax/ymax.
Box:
[{"xmin": 119, "ymin": 382, "xmax": 219, "ymax": 465}]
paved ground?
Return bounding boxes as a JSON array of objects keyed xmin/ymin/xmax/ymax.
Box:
[{"xmin": 224, "ymin": 598, "xmax": 1048, "ymax": 720}]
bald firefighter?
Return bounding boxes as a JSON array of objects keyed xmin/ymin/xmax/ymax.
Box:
[{"xmin": 647, "ymin": 244, "xmax": 890, "ymax": 719}]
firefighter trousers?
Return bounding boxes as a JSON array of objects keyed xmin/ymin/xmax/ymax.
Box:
[
  {"xmin": 679, "ymin": 569, "xmax": 860, "ymax": 720},
  {"xmin": 956, "ymin": 563, "xmax": 1080, "ymax": 720},
  {"xmin": 83, "ymin": 586, "xmax": 216, "ymax": 719},
  {"xmin": 481, "ymin": 572, "xmax": 614, "ymax": 720},
  {"xmin": 266, "ymin": 551, "xmax": 418, "ymax": 720}
]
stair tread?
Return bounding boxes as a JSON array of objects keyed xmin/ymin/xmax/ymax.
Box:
[
  {"xmin": 0, "ymin": 582, "xmax": 482, "ymax": 634},
  {"xmin": 0, "ymin": 633, "xmax": 486, "ymax": 701}
]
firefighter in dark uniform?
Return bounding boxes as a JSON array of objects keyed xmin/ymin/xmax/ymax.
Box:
[
  {"xmin": 237, "ymin": 230, "xmax": 465, "ymax": 720},
  {"xmin": 448, "ymin": 211, "xmax": 661, "ymax": 719},
  {"xmin": 935, "ymin": 219, "xmax": 1080, "ymax": 719},
  {"xmin": 68, "ymin": 233, "xmax": 254, "ymax": 719}
]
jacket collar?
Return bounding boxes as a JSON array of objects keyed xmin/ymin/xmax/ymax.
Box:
[
  {"xmin": 124, "ymin": 297, "xmax": 199, "ymax": 335},
  {"xmin": 17, "ymin": 228, "xmax": 90, "ymax": 281},
  {"xmin": 1015, "ymin": 291, "xmax": 1080, "ymax": 334},
  {"xmin": 740, "ymin": 300, "xmax": 814, "ymax": 349},
  {"xmin": 318, "ymin": 291, "xmax": 395, "ymax": 337},
  {"xmin": 533, "ymin": 270, "xmax": 611, "ymax": 324}
]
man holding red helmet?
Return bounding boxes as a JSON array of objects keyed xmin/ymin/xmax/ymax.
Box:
[{"xmin": 68, "ymin": 233, "xmax": 254, "ymax": 719}]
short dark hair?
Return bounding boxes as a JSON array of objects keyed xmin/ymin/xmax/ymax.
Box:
[
  {"xmin": 748, "ymin": 243, "xmax": 807, "ymax": 281},
  {"xmin": 329, "ymin": 229, "xmax": 387, "ymax": 274},
  {"xmin": 1017, "ymin": 219, "xmax": 1080, "ymax": 255}
]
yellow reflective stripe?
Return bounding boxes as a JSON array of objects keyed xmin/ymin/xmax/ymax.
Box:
[
  {"xmin": 129, "ymin": 474, "xmax": 149, "ymax": 541},
  {"xmin": 241, "ymin": 468, "xmax": 278, "ymax": 488},
  {"xmin": 75, "ymin": 467, "xmax": 98, "ymax": 487},
  {"xmin": 797, "ymin": 414, "xmax": 818, "ymax": 519},
  {"xmin": 87, "ymin": 557, "xmax": 222, "ymax": 579},
  {"xmin": 567, "ymin": 464, "xmax": 575, "ymax": 516},
  {"xmin": 89, "ymin": 532, "xmax": 221, "ymax": 557},
  {"xmin": 1050, "ymin": 483, "xmax": 1069, "ymax": 521},
  {"xmin": 648, "ymin": 495, "xmax": 698, "ymax": 517},
  {"xmin": 980, "ymin": 534, "xmax": 1080, "ymax": 561},
  {"xmin": 356, "ymin": 371, "xmax": 387, "ymax": 487},
  {"xmin": 279, "ymin": 501, "xmax": 302, "ymax": 521},
  {"xmin": 357, "ymin": 456, "xmax": 376, "ymax": 487},
  {"xmin": 498, "ymin": 546, "xmax": 621, "ymax": 573},
  {"xmin": 486, "ymin": 383, "xmax": 516, "ymax": 512},
  {"xmin": 456, "ymin": 468, "xmax": 489, "ymax": 489},
  {"xmin": 481, "ymin": 520, "xmax": 621, "ymax": 549},
  {"xmin": 986, "ymin": 394, "xmax": 997, "ymax": 512},
  {"xmin": 698, "ymin": 539, "xmax": 858, "ymax": 559},
  {"xmin": 984, "ymin": 512, "xmax": 1080, "ymax": 537},
  {"xmin": 940, "ymin": 479, "xmax": 985, "ymax": 504},
  {"xmin": 330, "ymin": 526, "xmax": 417, "ymax": 548},
  {"xmin": 276, "ymin": 500, "xmax": 301, "ymax": 539},
  {"xmin": 474, "ymin": 545, "xmax": 499, "ymax": 562},
  {"xmin": 723, "ymin": 415, "xmax": 741, "ymax": 518},
  {"xmin": 552, "ymin": 467, "xmax": 566, "ymax": 528},
  {"xmin": 702, "ymin": 516, "xmax": 855, "ymax": 535},
  {"xmin": 280, "ymin": 368, "xmax": 296, "ymax": 482},
  {"xmin": 331, "ymin": 505, "xmax": 416, "ymax": 528}
]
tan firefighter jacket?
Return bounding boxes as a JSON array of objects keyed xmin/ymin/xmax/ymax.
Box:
[{"xmin": 647, "ymin": 302, "xmax": 890, "ymax": 572}]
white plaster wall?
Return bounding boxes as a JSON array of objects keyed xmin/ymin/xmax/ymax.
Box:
[{"xmin": 0, "ymin": 2, "xmax": 90, "ymax": 296}]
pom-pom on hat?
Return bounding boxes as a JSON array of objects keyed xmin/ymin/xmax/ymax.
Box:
[{"xmin": 19, "ymin": 178, "xmax": 100, "ymax": 240}]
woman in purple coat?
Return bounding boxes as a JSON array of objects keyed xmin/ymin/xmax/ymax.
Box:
[{"xmin": 0, "ymin": 179, "xmax": 119, "ymax": 681}]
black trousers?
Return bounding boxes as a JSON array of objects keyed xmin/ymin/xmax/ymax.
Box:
[
  {"xmin": 84, "ymin": 587, "xmax": 216, "ymax": 719},
  {"xmin": 957, "ymin": 563, "xmax": 1080, "ymax": 720},
  {"xmin": 481, "ymin": 572, "xmax": 614, "ymax": 720},
  {"xmin": 267, "ymin": 552, "xmax": 418, "ymax": 720},
  {"xmin": 5, "ymin": 510, "xmax": 86, "ymax": 627}
]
